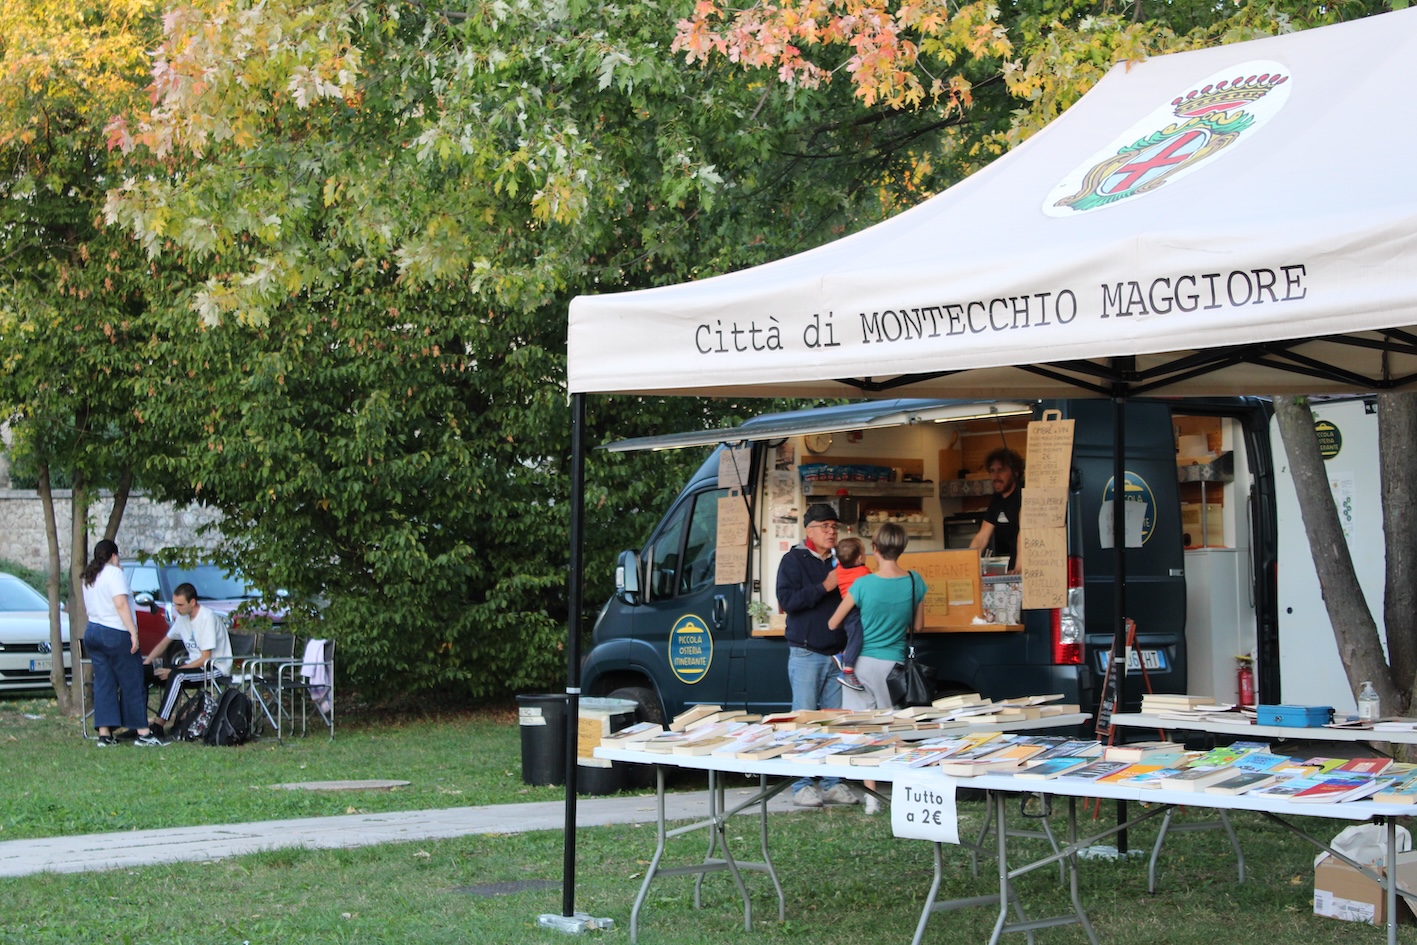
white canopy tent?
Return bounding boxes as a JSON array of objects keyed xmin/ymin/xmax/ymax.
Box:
[
  {"xmin": 569, "ymin": 10, "xmax": 1417, "ymax": 400},
  {"xmin": 552, "ymin": 10, "xmax": 1417, "ymax": 922}
]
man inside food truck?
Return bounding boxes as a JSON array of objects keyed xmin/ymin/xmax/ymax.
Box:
[{"xmin": 969, "ymin": 447, "xmax": 1024, "ymax": 572}]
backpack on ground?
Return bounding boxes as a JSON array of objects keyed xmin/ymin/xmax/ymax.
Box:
[
  {"xmin": 204, "ymin": 688, "xmax": 252, "ymax": 746},
  {"xmin": 172, "ymin": 690, "xmax": 217, "ymax": 742}
]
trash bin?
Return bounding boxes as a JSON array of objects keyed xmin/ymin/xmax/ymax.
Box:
[
  {"xmin": 575, "ymin": 697, "xmax": 638, "ymax": 796},
  {"xmin": 517, "ymin": 693, "xmax": 568, "ymax": 786}
]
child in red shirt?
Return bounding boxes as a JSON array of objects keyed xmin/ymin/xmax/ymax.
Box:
[{"xmin": 833, "ymin": 537, "xmax": 872, "ymax": 691}]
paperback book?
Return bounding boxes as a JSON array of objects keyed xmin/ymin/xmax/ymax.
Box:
[
  {"xmin": 1103, "ymin": 741, "xmax": 1183, "ymax": 763},
  {"xmin": 1290, "ymin": 775, "xmax": 1383, "ymax": 803},
  {"xmin": 1203, "ymin": 771, "xmax": 1279, "ymax": 795},
  {"xmin": 1154, "ymin": 766, "xmax": 1239, "ymax": 791},
  {"xmin": 1015, "ymin": 757, "xmax": 1093, "ymax": 780}
]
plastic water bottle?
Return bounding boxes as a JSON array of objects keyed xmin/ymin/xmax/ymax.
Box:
[{"xmin": 1357, "ymin": 681, "xmax": 1380, "ymax": 721}]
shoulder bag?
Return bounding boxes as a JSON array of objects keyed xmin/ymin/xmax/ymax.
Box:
[{"xmin": 887, "ymin": 572, "xmax": 936, "ymax": 708}]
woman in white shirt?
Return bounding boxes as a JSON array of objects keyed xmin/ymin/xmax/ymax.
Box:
[{"xmin": 80, "ymin": 540, "xmax": 164, "ymax": 747}]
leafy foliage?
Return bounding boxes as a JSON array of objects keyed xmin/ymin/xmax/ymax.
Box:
[
  {"xmin": 672, "ymin": 0, "xmax": 1392, "ymax": 162},
  {"xmin": 104, "ymin": 0, "xmax": 967, "ymax": 699},
  {"xmin": 0, "ymin": 0, "xmax": 172, "ymax": 711}
]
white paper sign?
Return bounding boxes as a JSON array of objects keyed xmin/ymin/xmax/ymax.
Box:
[
  {"xmin": 890, "ymin": 777, "xmax": 960, "ymax": 844},
  {"xmin": 1097, "ymin": 501, "xmax": 1146, "ymax": 549}
]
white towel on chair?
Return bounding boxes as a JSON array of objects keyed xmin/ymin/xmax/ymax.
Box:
[{"xmin": 301, "ymin": 639, "xmax": 329, "ymax": 688}]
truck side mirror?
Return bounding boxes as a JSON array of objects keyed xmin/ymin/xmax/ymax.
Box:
[{"xmin": 616, "ymin": 549, "xmax": 642, "ymax": 604}]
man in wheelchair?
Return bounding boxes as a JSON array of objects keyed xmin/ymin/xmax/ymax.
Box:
[{"xmin": 141, "ymin": 583, "xmax": 233, "ymax": 738}]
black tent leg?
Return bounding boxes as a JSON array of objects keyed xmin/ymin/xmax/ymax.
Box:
[
  {"xmin": 1112, "ymin": 390, "xmax": 1129, "ymax": 855},
  {"xmin": 564, "ymin": 392, "xmax": 587, "ymax": 916}
]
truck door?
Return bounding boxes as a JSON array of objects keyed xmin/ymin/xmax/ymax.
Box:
[{"xmin": 640, "ymin": 486, "xmax": 742, "ymax": 712}]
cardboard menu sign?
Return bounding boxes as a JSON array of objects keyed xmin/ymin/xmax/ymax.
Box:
[
  {"xmin": 1022, "ymin": 413, "xmax": 1074, "ymax": 610},
  {"xmin": 715, "ymin": 493, "xmax": 750, "ymax": 585},
  {"xmin": 1019, "ymin": 528, "xmax": 1066, "ymax": 609},
  {"xmin": 718, "ymin": 446, "xmax": 752, "ymax": 489},
  {"xmin": 898, "ymin": 550, "xmax": 983, "ymax": 628}
]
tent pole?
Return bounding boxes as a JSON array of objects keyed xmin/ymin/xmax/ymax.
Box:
[
  {"xmin": 1112, "ymin": 387, "xmax": 1130, "ymax": 853},
  {"xmin": 563, "ymin": 392, "xmax": 587, "ymax": 916}
]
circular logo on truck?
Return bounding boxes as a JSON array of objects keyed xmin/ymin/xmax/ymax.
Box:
[
  {"xmin": 668, "ymin": 615, "xmax": 713, "ymax": 684},
  {"xmin": 1101, "ymin": 472, "xmax": 1157, "ymax": 546},
  {"xmin": 1314, "ymin": 419, "xmax": 1342, "ymax": 459}
]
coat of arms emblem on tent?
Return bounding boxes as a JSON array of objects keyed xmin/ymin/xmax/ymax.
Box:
[{"xmin": 1045, "ymin": 60, "xmax": 1291, "ymax": 216}]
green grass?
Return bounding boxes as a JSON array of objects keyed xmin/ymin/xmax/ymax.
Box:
[
  {"xmin": 0, "ymin": 696, "xmax": 570, "ymax": 839},
  {"xmin": 2, "ymin": 695, "xmax": 1414, "ymax": 944}
]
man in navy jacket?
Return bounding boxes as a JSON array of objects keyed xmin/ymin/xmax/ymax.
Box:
[{"xmin": 776, "ymin": 503, "xmax": 857, "ymax": 807}]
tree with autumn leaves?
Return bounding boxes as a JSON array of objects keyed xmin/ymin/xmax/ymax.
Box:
[
  {"xmin": 670, "ymin": 0, "xmax": 1417, "ymax": 715},
  {"xmin": 672, "ymin": 0, "xmax": 1392, "ymax": 171},
  {"xmin": 92, "ymin": 0, "xmax": 971, "ymax": 700},
  {"xmin": 2, "ymin": 0, "xmax": 1408, "ymax": 707},
  {"xmin": 0, "ymin": 0, "xmax": 170, "ymax": 715}
]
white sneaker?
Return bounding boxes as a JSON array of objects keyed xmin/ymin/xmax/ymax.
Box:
[
  {"xmin": 822, "ymin": 783, "xmax": 859, "ymax": 806},
  {"xmin": 793, "ymin": 785, "xmax": 824, "ymax": 807},
  {"xmin": 864, "ymin": 794, "xmax": 884, "ymax": 816}
]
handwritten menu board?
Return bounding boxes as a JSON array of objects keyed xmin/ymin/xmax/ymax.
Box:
[
  {"xmin": 715, "ymin": 494, "xmax": 750, "ymax": 585},
  {"xmin": 1022, "ymin": 413, "xmax": 1074, "ymax": 609},
  {"xmin": 718, "ymin": 446, "xmax": 753, "ymax": 489}
]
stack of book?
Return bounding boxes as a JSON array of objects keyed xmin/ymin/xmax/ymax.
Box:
[{"xmin": 596, "ymin": 706, "xmax": 1408, "ymax": 806}]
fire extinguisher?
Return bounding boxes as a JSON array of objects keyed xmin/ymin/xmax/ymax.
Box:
[{"xmin": 1236, "ymin": 655, "xmax": 1256, "ymax": 707}]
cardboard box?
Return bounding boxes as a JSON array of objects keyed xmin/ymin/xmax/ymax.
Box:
[
  {"xmin": 1314, "ymin": 852, "xmax": 1417, "ymax": 925},
  {"xmin": 1181, "ymin": 502, "xmax": 1224, "ymax": 544}
]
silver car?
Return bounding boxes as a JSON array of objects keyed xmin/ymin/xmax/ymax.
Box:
[{"xmin": 0, "ymin": 572, "xmax": 70, "ymax": 692}]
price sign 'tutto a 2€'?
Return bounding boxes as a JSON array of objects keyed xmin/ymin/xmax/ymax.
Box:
[{"xmin": 890, "ymin": 778, "xmax": 960, "ymax": 845}]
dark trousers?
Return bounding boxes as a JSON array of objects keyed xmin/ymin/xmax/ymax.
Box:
[
  {"xmin": 839, "ymin": 609, "xmax": 864, "ymax": 669},
  {"xmin": 85, "ymin": 622, "xmax": 147, "ymax": 730}
]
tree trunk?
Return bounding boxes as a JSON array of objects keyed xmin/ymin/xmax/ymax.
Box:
[
  {"xmin": 1272, "ymin": 396, "xmax": 1396, "ymax": 711},
  {"xmin": 1380, "ymin": 392, "xmax": 1417, "ymax": 708},
  {"xmin": 68, "ymin": 469, "xmax": 91, "ymax": 704},
  {"xmin": 103, "ymin": 465, "xmax": 132, "ymax": 541},
  {"xmin": 38, "ymin": 465, "xmax": 79, "ymax": 716}
]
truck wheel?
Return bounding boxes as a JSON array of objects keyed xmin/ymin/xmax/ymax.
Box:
[{"xmin": 608, "ymin": 686, "xmax": 665, "ymax": 726}]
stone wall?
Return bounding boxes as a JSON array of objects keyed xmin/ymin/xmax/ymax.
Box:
[{"xmin": 0, "ymin": 490, "xmax": 222, "ymax": 573}]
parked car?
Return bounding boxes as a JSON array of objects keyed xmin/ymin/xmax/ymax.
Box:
[
  {"xmin": 0, "ymin": 572, "xmax": 70, "ymax": 692},
  {"xmin": 123, "ymin": 558, "xmax": 283, "ymax": 655}
]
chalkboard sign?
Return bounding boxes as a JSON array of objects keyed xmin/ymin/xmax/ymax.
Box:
[{"xmin": 1095, "ymin": 643, "xmax": 1121, "ymax": 738}]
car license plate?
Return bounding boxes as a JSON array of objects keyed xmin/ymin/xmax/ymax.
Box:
[
  {"xmin": 29, "ymin": 658, "xmax": 51, "ymax": 673},
  {"xmin": 1098, "ymin": 649, "xmax": 1167, "ymax": 672}
]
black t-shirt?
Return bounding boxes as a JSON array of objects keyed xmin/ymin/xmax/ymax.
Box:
[{"xmin": 984, "ymin": 488, "xmax": 1023, "ymax": 568}]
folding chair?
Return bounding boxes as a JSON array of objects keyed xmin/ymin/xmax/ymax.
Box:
[
  {"xmin": 279, "ymin": 639, "xmax": 335, "ymax": 741},
  {"xmin": 244, "ymin": 631, "xmax": 297, "ymax": 740},
  {"xmin": 227, "ymin": 632, "xmax": 258, "ymax": 688}
]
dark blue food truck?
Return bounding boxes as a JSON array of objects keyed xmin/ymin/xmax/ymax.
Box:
[{"xmin": 582, "ymin": 398, "xmax": 1278, "ymax": 726}]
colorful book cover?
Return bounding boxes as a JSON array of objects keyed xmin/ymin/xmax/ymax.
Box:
[
  {"xmin": 1291, "ymin": 775, "xmax": 1382, "ymax": 803},
  {"xmin": 1097, "ymin": 763, "xmax": 1166, "ymax": 784},
  {"xmin": 1120, "ymin": 766, "xmax": 1188, "ymax": 788},
  {"xmin": 979, "ymin": 741, "xmax": 1050, "ymax": 763},
  {"xmin": 1185, "ymin": 746, "xmax": 1252, "ymax": 768},
  {"xmin": 1250, "ymin": 776, "xmax": 1327, "ymax": 798},
  {"xmin": 1230, "ymin": 752, "xmax": 1291, "ymax": 773},
  {"xmin": 1334, "ymin": 757, "xmax": 1393, "ymax": 776},
  {"xmin": 1034, "ymin": 739, "xmax": 1105, "ymax": 761},
  {"xmin": 1203, "ymin": 771, "xmax": 1278, "ymax": 795},
  {"xmin": 1016, "ymin": 757, "xmax": 1092, "ymax": 779},
  {"xmin": 1057, "ymin": 760, "xmax": 1131, "ymax": 781},
  {"xmin": 1374, "ymin": 775, "xmax": 1417, "ymax": 804}
]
